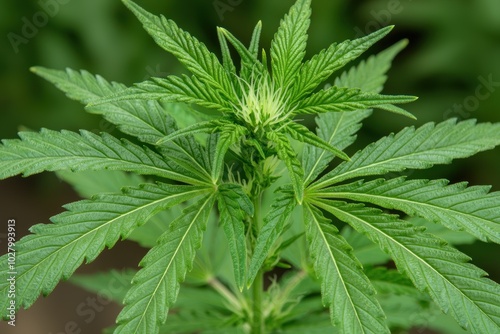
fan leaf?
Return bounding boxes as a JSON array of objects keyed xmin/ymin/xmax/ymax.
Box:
[
  {"xmin": 114, "ymin": 194, "xmax": 216, "ymax": 334},
  {"xmin": 314, "ymin": 199, "xmax": 500, "ymax": 334},
  {"xmin": 0, "ymin": 129, "xmax": 208, "ymax": 185},
  {"xmin": 303, "ymin": 203, "xmax": 389, "ymax": 333},
  {"xmin": 0, "ymin": 183, "xmax": 209, "ymax": 316},
  {"xmin": 311, "ymin": 119, "xmax": 500, "ymax": 190},
  {"xmin": 217, "ymin": 183, "xmax": 253, "ymax": 290},
  {"xmin": 318, "ymin": 178, "xmax": 500, "ymax": 244}
]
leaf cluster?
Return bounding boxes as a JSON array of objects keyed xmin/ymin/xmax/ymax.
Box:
[{"xmin": 0, "ymin": 0, "xmax": 499, "ymax": 333}]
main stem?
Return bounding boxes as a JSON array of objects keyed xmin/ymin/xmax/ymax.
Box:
[
  {"xmin": 252, "ymin": 269, "xmax": 264, "ymax": 333},
  {"xmin": 251, "ymin": 192, "xmax": 264, "ymax": 334}
]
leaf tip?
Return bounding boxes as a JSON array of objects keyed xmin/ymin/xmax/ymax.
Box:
[
  {"xmin": 399, "ymin": 38, "xmax": 409, "ymax": 47},
  {"xmin": 338, "ymin": 151, "xmax": 350, "ymax": 162}
]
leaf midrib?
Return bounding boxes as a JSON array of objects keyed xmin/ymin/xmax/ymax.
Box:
[
  {"xmin": 305, "ymin": 204, "xmax": 365, "ymax": 333},
  {"xmin": 318, "ymin": 191, "xmax": 499, "ymax": 241},
  {"xmin": 311, "ymin": 137, "xmax": 497, "ymax": 190},
  {"xmin": 303, "ymin": 113, "xmax": 345, "ymax": 185},
  {"xmin": 11, "ymin": 188, "xmax": 207, "ymax": 305},
  {"xmin": 316, "ymin": 200, "xmax": 497, "ymax": 329},
  {"xmin": 131, "ymin": 193, "xmax": 214, "ymax": 333}
]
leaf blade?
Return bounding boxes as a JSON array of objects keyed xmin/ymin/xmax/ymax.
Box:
[
  {"xmin": 315, "ymin": 200, "xmax": 500, "ymax": 334},
  {"xmin": 31, "ymin": 67, "xmax": 213, "ymax": 181},
  {"xmin": 303, "ymin": 203, "xmax": 389, "ymax": 333},
  {"xmin": 285, "ymin": 121, "xmax": 349, "ymax": 161},
  {"xmin": 268, "ymin": 132, "xmax": 304, "ymax": 203},
  {"xmin": 114, "ymin": 194, "xmax": 216, "ymax": 334},
  {"xmin": 311, "ymin": 119, "xmax": 500, "ymax": 190},
  {"xmin": 121, "ymin": 0, "xmax": 235, "ymax": 103},
  {"xmin": 31, "ymin": 67, "xmax": 174, "ymax": 144},
  {"xmin": 319, "ymin": 178, "xmax": 500, "ymax": 244},
  {"xmin": 302, "ymin": 40, "xmax": 408, "ymax": 185},
  {"xmin": 0, "ymin": 184, "xmax": 208, "ymax": 315},
  {"xmin": 217, "ymin": 183, "xmax": 253, "ymax": 290},
  {"xmin": 293, "ymin": 86, "xmax": 416, "ymax": 118},
  {"xmin": 0, "ymin": 129, "xmax": 207, "ymax": 185},
  {"xmin": 271, "ymin": 0, "xmax": 311, "ymax": 90},
  {"xmin": 292, "ymin": 26, "xmax": 394, "ymax": 102},
  {"xmin": 247, "ymin": 189, "xmax": 296, "ymax": 285}
]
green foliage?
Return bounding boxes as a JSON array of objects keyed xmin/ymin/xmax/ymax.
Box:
[
  {"xmin": 303, "ymin": 203, "xmax": 389, "ymax": 333},
  {"xmin": 1, "ymin": 0, "xmax": 499, "ymax": 333}
]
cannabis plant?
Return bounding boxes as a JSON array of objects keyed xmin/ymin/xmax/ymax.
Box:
[{"xmin": 1, "ymin": 0, "xmax": 500, "ymax": 333}]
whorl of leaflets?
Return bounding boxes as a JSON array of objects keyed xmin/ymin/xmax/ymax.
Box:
[{"xmin": 0, "ymin": 0, "xmax": 498, "ymax": 334}]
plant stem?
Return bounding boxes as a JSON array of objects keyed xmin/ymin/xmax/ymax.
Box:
[
  {"xmin": 251, "ymin": 192, "xmax": 265, "ymax": 334},
  {"xmin": 208, "ymin": 277, "xmax": 243, "ymax": 312},
  {"xmin": 252, "ymin": 269, "xmax": 264, "ymax": 334}
]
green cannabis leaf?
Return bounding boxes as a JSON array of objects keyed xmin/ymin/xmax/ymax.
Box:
[{"xmin": 1, "ymin": 0, "xmax": 499, "ymax": 333}]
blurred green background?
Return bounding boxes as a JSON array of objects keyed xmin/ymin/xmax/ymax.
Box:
[{"xmin": 1, "ymin": 0, "xmax": 499, "ymax": 333}]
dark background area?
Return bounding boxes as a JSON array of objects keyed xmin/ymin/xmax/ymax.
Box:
[{"xmin": 1, "ymin": 0, "xmax": 499, "ymax": 333}]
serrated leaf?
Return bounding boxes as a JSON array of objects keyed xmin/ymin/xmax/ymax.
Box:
[
  {"xmin": 91, "ymin": 74, "xmax": 232, "ymax": 113},
  {"xmin": 156, "ymin": 120, "xmax": 219, "ymax": 145},
  {"xmin": 292, "ymin": 26, "xmax": 394, "ymax": 102},
  {"xmin": 302, "ymin": 41, "xmax": 407, "ymax": 185},
  {"xmin": 271, "ymin": 0, "xmax": 311, "ymax": 90},
  {"xmin": 315, "ymin": 199, "xmax": 500, "ymax": 334},
  {"xmin": 31, "ymin": 67, "xmax": 175, "ymax": 145},
  {"xmin": 218, "ymin": 27, "xmax": 265, "ymax": 82},
  {"xmin": 334, "ymin": 39, "xmax": 409, "ymax": 94},
  {"xmin": 114, "ymin": 194, "xmax": 216, "ymax": 334},
  {"xmin": 285, "ymin": 121, "xmax": 349, "ymax": 161},
  {"xmin": 268, "ymin": 132, "xmax": 304, "ymax": 203},
  {"xmin": 248, "ymin": 21, "xmax": 262, "ymax": 60},
  {"xmin": 303, "ymin": 109, "xmax": 372, "ymax": 185},
  {"xmin": 218, "ymin": 183, "xmax": 253, "ymax": 290},
  {"xmin": 57, "ymin": 170, "xmax": 179, "ymax": 247},
  {"xmin": 303, "ymin": 203, "xmax": 390, "ymax": 333},
  {"xmin": 121, "ymin": 0, "xmax": 235, "ymax": 104},
  {"xmin": 319, "ymin": 178, "xmax": 500, "ymax": 244},
  {"xmin": 31, "ymin": 67, "xmax": 212, "ymax": 182},
  {"xmin": 0, "ymin": 183, "xmax": 208, "ymax": 316},
  {"xmin": 211, "ymin": 123, "xmax": 248, "ymax": 181},
  {"xmin": 293, "ymin": 85, "xmax": 416, "ymax": 119},
  {"xmin": 217, "ymin": 27, "xmax": 238, "ymax": 80},
  {"xmin": 247, "ymin": 190, "xmax": 296, "ymax": 285},
  {"xmin": 343, "ymin": 217, "xmax": 475, "ymax": 268},
  {"xmin": 311, "ymin": 119, "xmax": 500, "ymax": 190},
  {"xmin": 0, "ymin": 129, "xmax": 207, "ymax": 185}
]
